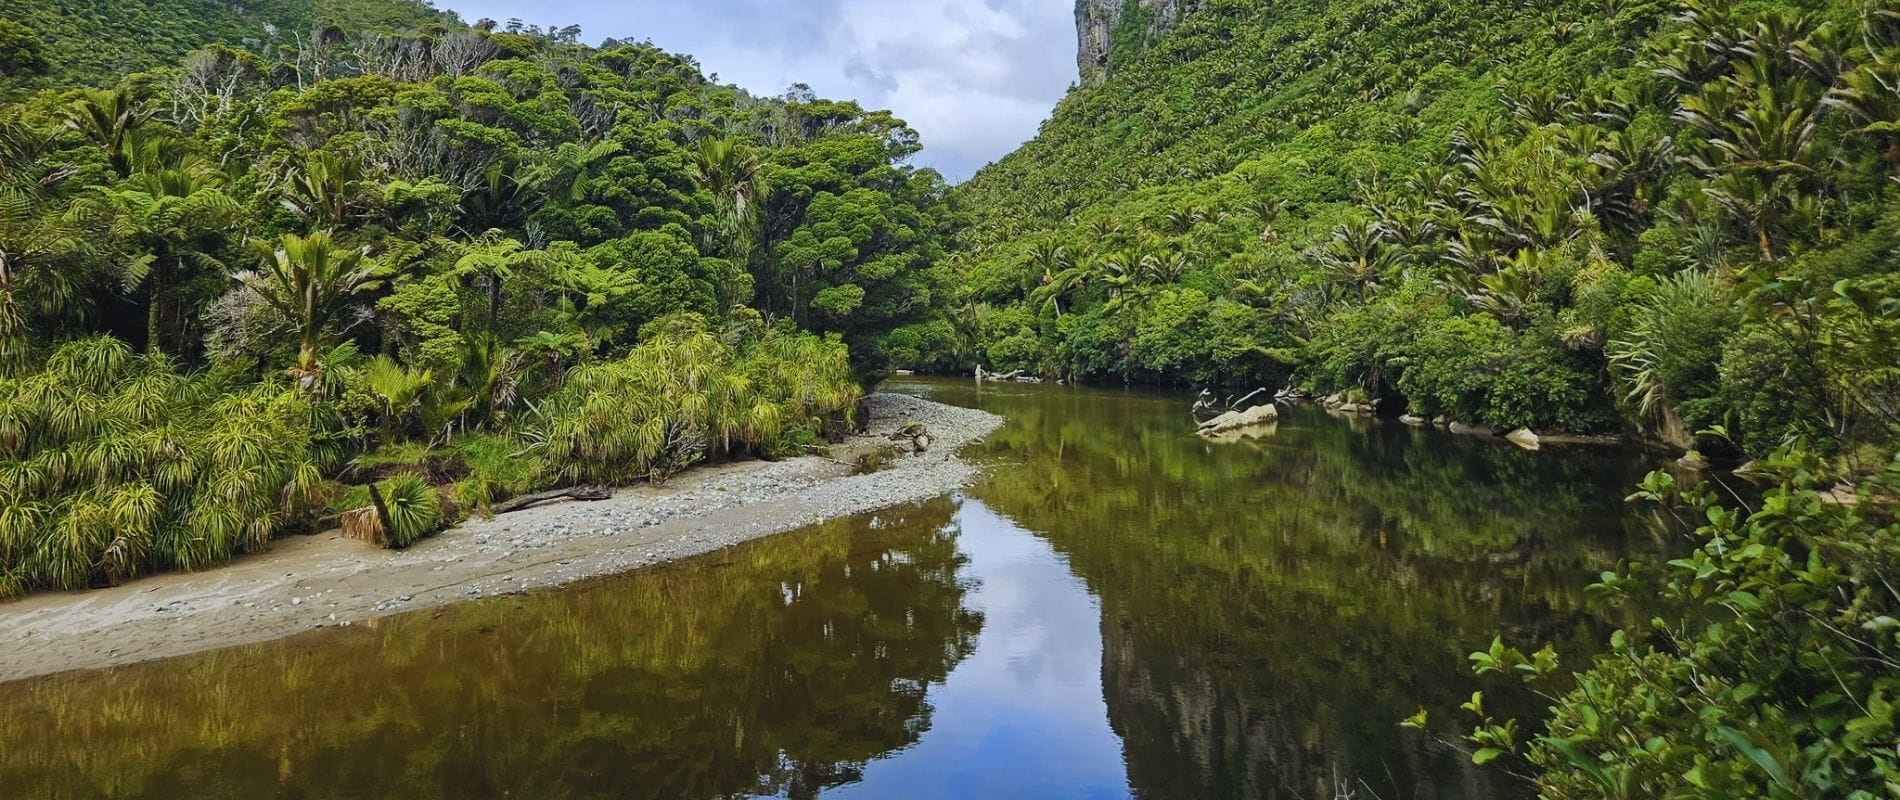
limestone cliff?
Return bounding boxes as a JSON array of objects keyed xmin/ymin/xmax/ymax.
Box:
[{"xmin": 1074, "ymin": 0, "xmax": 1199, "ymax": 85}]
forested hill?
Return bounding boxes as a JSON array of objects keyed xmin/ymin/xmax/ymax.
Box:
[
  {"xmin": 933, "ymin": 0, "xmax": 1900, "ymax": 463},
  {"xmin": 0, "ymin": 0, "xmax": 456, "ymax": 85}
]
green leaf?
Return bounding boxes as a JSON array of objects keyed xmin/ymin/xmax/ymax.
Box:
[{"xmin": 1717, "ymin": 726, "xmax": 1791, "ymax": 788}]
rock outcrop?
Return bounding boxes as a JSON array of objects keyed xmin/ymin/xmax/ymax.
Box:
[{"xmin": 1076, "ymin": 0, "xmax": 1201, "ymax": 84}]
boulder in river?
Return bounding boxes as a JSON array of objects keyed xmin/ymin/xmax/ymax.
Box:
[
  {"xmin": 1198, "ymin": 404, "xmax": 1280, "ymax": 436},
  {"xmin": 1400, "ymin": 414, "xmax": 1428, "ymax": 426},
  {"xmin": 1506, "ymin": 428, "xmax": 1541, "ymax": 450}
]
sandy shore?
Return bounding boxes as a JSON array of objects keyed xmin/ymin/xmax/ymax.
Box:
[{"xmin": 0, "ymin": 393, "xmax": 1003, "ymax": 683}]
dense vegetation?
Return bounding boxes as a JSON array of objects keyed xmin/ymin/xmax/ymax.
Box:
[
  {"xmin": 0, "ymin": 0, "xmax": 454, "ymax": 85},
  {"xmin": 936, "ymin": 0, "xmax": 1899, "ymax": 462},
  {"xmin": 0, "ymin": 10, "xmax": 949, "ymax": 594},
  {"xmin": 1457, "ymin": 449, "xmax": 1900, "ymax": 797},
  {"xmin": 937, "ymin": 0, "xmax": 1900, "ymax": 795}
]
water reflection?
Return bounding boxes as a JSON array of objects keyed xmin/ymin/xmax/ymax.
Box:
[
  {"xmin": 894, "ymin": 379, "xmax": 1671, "ymax": 799},
  {"xmin": 0, "ymin": 379, "xmax": 1674, "ymax": 800},
  {"xmin": 0, "ymin": 500, "xmax": 982, "ymax": 800}
]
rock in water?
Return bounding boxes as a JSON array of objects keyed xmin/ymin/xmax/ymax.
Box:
[
  {"xmin": 1198, "ymin": 404, "xmax": 1279, "ymax": 436},
  {"xmin": 1400, "ymin": 414, "xmax": 1428, "ymax": 426},
  {"xmin": 1506, "ymin": 428, "xmax": 1542, "ymax": 450},
  {"xmin": 1448, "ymin": 422, "xmax": 1498, "ymax": 437}
]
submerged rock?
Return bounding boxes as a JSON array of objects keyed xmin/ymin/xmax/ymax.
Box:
[{"xmin": 1448, "ymin": 422, "xmax": 1498, "ymax": 437}]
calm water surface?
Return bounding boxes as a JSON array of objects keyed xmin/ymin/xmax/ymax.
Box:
[{"xmin": 0, "ymin": 378, "xmax": 1673, "ymax": 799}]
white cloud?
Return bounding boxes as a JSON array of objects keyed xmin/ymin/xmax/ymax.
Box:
[{"xmin": 446, "ymin": 0, "xmax": 1075, "ymax": 180}]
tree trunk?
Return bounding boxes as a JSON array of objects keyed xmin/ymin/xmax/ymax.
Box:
[
  {"xmin": 488, "ymin": 275, "xmax": 502, "ymax": 336},
  {"xmin": 146, "ymin": 264, "xmax": 166, "ymax": 355}
]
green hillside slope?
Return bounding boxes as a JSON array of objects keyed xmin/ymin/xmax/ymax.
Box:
[
  {"xmin": 1, "ymin": 0, "xmax": 455, "ymax": 84},
  {"xmin": 939, "ymin": 0, "xmax": 1899, "ymax": 460}
]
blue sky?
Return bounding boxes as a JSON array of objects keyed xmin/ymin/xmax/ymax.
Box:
[{"xmin": 443, "ymin": 0, "xmax": 1078, "ymax": 181}]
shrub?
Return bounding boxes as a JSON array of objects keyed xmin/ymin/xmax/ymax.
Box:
[
  {"xmin": 1609, "ymin": 271, "xmax": 1736, "ymax": 438},
  {"xmin": 986, "ymin": 329, "xmax": 1044, "ymax": 374},
  {"xmin": 1396, "ymin": 314, "xmax": 1608, "ymax": 431},
  {"xmin": 526, "ymin": 315, "xmax": 859, "ymax": 485},
  {"xmin": 375, "ymin": 474, "xmax": 443, "ymax": 549},
  {"xmin": 0, "ymin": 338, "xmax": 318, "ymax": 596},
  {"xmin": 1720, "ymin": 325, "xmax": 1834, "ymax": 455},
  {"xmin": 1463, "ymin": 449, "xmax": 1900, "ymax": 797}
]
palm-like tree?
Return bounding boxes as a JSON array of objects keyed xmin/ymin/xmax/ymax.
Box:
[
  {"xmin": 1703, "ymin": 172, "xmax": 1806, "ymax": 261},
  {"xmin": 690, "ymin": 137, "xmax": 768, "ymax": 257},
  {"xmin": 452, "ymin": 230, "xmax": 551, "ymax": 336},
  {"xmin": 87, "ymin": 155, "xmax": 243, "ymax": 355},
  {"xmin": 522, "ymin": 139, "xmax": 624, "ymax": 203},
  {"xmin": 1030, "ymin": 261, "xmax": 1091, "ymax": 318},
  {"xmin": 1827, "ymin": 58, "xmax": 1900, "ymax": 178},
  {"xmin": 1024, "ymin": 239, "xmax": 1072, "ymax": 297},
  {"xmin": 0, "ymin": 190, "xmax": 101, "ymax": 365},
  {"xmin": 1307, "ymin": 219, "xmax": 1395, "ymax": 302},
  {"xmin": 1241, "ymin": 197, "xmax": 1284, "ymax": 241},
  {"xmin": 1138, "ymin": 250, "xmax": 1190, "ymax": 285},
  {"xmin": 64, "ymin": 87, "xmax": 150, "ymax": 178},
  {"xmin": 239, "ymin": 231, "xmax": 380, "ymax": 389},
  {"xmin": 281, "ymin": 151, "xmax": 367, "ymax": 228}
]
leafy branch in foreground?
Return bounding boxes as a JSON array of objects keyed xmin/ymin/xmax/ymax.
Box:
[{"xmin": 1459, "ymin": 449, "xmax": 1900, "ymax": 798}]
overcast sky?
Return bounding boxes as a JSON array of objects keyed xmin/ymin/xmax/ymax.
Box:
[{"xmin": 444, "ymin": 0, "xmax": 1077, "ymax": 181}]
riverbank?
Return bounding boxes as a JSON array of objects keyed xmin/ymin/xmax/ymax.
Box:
[{"xmin": 0, "ymin": 393, "xmax": 1003, "ymax": 683}]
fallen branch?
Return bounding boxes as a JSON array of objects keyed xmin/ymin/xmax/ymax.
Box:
[
  {"xmin": 1227, "ymin": 387, "xmax": 1270, "ymax": 410},
  {"xmin": 490, "ymin": 485, "xmax": 613, "ymax": 514}
]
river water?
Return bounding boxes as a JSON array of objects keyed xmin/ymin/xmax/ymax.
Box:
[{"xmin": 0, "ymin": 378, "xmax": 1673, "ymax": 799}]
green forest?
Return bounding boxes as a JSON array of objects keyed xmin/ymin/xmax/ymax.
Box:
[
  {"xmin": 946, "ymin": 0, "xmax": 1900, "ymax": 463},
  {"xmin": 4, "ymin": 0, "xmax": 1900, "ymax": 796},
  {"xmin": 0, "ymin": 5, "xmax": 949, "ymax": 593},
  {"xmin": 937, "ymin": 0, "xmax": 1900, "ymax": 794}
]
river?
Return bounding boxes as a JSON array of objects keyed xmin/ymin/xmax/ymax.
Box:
[{"xmin": 0, "ymin": 378, "xmax": 1674, "ymax": 799}]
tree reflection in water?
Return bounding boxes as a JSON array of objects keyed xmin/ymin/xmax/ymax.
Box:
[
  {"xmin": 0, "ymin": 379, "xmax": 1676, "ymax": 800},
  {"xmin": 0, "ymin": 499, "xmax": 981, "ymax": 800},
  {"xmin": 908, "ymin": 379, "xmax": 1673, "ymax": 800}
]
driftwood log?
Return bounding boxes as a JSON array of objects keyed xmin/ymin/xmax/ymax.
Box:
[
  {"xmin": 1227, "ymin": 387, "xmax": 1270, "ymax": 410},
  {"xmin": 489, "ymin": 484, "xmax": 613, "ymax": 514}
]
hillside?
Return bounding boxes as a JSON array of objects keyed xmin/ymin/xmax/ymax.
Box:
[
  {"xmin": 934, "ymin": 0, "xmax": 1900, "ymax": 461},
  {"xmin": 0, "ymin": 0, "xmax": 455, "ymax": 84}
]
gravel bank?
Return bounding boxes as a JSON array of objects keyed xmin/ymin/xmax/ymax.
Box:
[{"xmin": 0, "ymin": 393, "xmax": 1003, "ymax": 683}]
